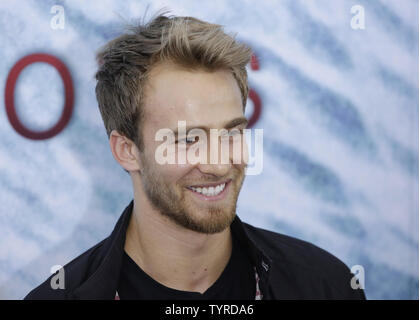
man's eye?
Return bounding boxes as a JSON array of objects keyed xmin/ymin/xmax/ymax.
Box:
[
  {"xmin": 229, "ymin": 130, "xmax": 242, "ymax": 136},
  {"xmin": 186, "ymin": 136, "xmax": 198, "ymax": 144},
  {"xmin": 177, "ymin": 136, "xmax": 199, "ymax": 144},
  {"xmin": 223, "ymin": 129, "xmax": 243, "ymax": 138}
]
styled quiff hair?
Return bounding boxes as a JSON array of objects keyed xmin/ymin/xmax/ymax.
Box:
[{"xmin": 95, "ymin": 12, "xmax": 253, "ymax": 151}]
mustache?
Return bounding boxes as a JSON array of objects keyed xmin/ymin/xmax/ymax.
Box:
[{"xmin": 182, "ymin": 169, "xmax": 245, "ymax": 186}]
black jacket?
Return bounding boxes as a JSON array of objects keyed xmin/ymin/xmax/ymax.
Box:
[{"xmin": 25, "ymin": 200, "xmax": 366, "ymax": 300}]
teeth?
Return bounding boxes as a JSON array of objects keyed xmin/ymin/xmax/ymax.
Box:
[{"xmin": 190, "ymin": 183, "xmax": 226, "ymax": 196}]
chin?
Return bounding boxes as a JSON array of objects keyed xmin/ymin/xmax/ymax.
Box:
[{"xmin": 182, "ymin": 205, "xmax": 236, "ymax": 234}]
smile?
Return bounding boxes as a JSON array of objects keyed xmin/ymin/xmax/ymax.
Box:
[{"xmin": 186, "ymin": 180, "xmax": 231, "ymax": 200}]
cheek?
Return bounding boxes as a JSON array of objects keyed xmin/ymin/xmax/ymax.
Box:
[
  {"xmin": 242, "ymin": 138, "xmax": 249, "ymax": 165},
  {"xmin": 143, "ymin": 139, "xmax": 194, "ymax": 182},
  {"xmin": 154, "ymin": 163, "xmax": 194, "ymax": 186},
  {"xmin": 231, "ymin": 135, "xmax": 249, "ymax": 166}
]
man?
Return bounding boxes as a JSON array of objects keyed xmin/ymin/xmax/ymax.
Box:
[{"xmin": 25, "ymin": 13, "xmax": 366, "ymax": 300}]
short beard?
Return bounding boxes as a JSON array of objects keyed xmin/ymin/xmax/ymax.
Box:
[{"xmin": 139, "ymin": 156, "xmax": 245, "ymax": 234}]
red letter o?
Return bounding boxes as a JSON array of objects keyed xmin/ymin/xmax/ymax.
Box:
[
  {"xmin": 247, "ymin": 88, "xmax": 262, "ymax": 128},
  {"xmin": 5, "ymin": 53, "xmax": 74, "ymax": 140}
]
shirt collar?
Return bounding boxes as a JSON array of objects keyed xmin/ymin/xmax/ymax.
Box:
[{"xmin": 71, "ymin": 200, "xmax": 272, "ymax": 299}]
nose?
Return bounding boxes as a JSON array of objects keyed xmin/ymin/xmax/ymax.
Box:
[{"xmin": 196, "ymin": 132, "xmax": 232, "ymax": 177}]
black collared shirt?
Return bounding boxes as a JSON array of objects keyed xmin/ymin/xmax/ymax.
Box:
[{"xmin": 117, "ymin": 232, "xmax": 256, "ymax": 300}]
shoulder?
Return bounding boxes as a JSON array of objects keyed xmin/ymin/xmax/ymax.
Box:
[
  {"xmin": 24, "ymin": 238, "xmax": 107, "ymax": 300},
  {"xmin": 242, "ymin": 222, "xmax": 366, "ymax": 299},
  {"xmin": 243, "ymin": 222, "xmax": 346, "ymax": 270}
]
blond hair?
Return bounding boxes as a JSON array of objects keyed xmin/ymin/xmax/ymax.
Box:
[{"xmin": 95, "ymin": 12, "xmax": 252, "ymax": 151}]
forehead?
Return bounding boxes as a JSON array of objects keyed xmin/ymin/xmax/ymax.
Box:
[{"xmin": 142, "ymin": 62, "xmax": 244, "ymax": 130}]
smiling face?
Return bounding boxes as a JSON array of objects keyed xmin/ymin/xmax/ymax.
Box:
[{"xmin": 137, "ymin": 62, "xmax": 248, "ymax": 234}]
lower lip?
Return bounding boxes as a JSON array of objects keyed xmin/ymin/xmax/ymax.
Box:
[{"xmin": 186, "ymin": 180, "xmax": 231, "ymax": 201}]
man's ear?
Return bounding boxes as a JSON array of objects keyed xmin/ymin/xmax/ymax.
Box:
[{"xmin": 109, "ymin": 130, "xmax": 142, "ymax": 172}]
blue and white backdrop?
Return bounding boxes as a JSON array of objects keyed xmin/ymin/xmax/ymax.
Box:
[{"xmin": 0, "ymin": 0, "xmax": 418, "ymax": 299}]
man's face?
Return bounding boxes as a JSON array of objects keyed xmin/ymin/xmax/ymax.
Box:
[{"xmin": 138, "ymin": 62, "xmax": 247, "ymax": 234}]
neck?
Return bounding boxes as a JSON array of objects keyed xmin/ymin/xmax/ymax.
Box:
[{"xmin": 124, "ymin": 188, "xmax": 233, "ymax": 294}]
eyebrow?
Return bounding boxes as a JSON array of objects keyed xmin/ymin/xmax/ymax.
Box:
[{"xmin": 172, "ymin": 117, "xmax": 248, "ymax": 136}]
